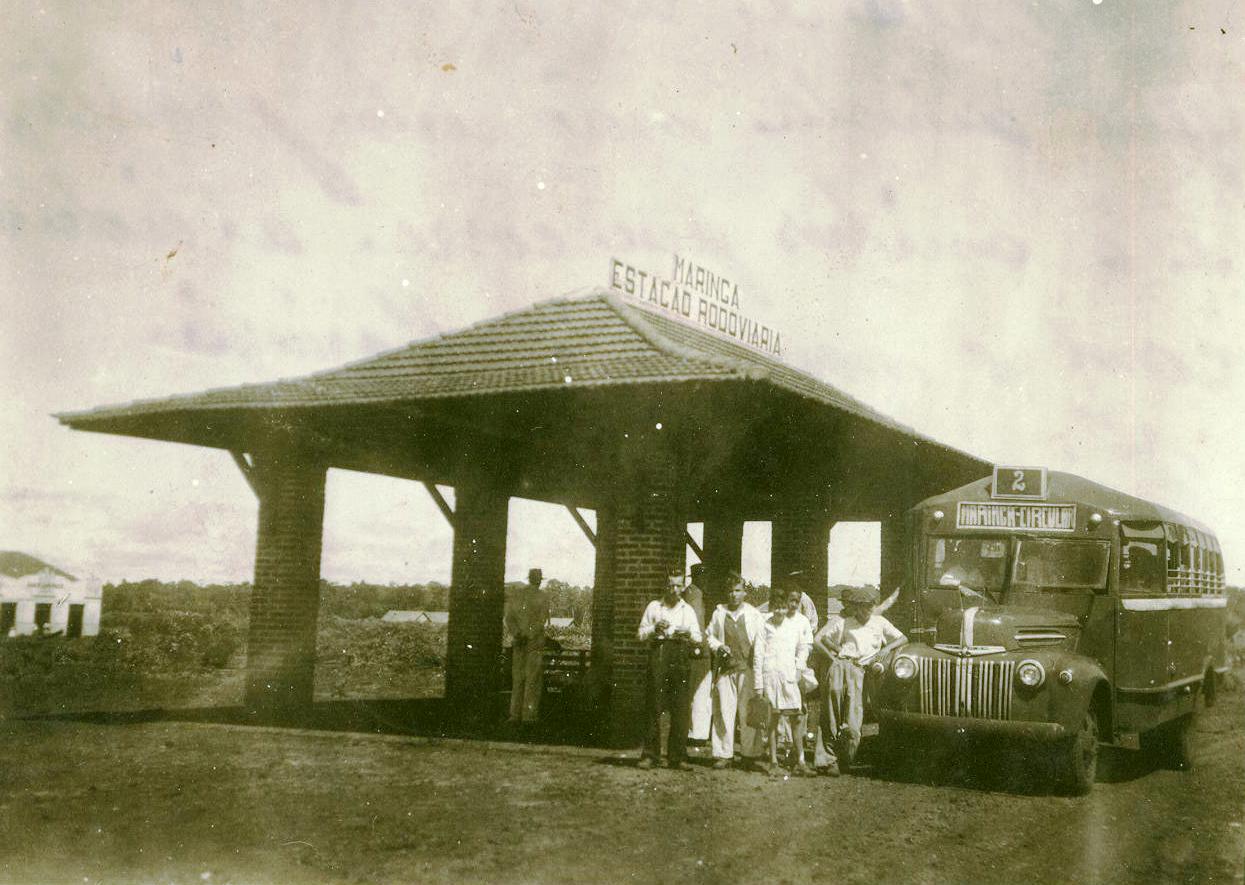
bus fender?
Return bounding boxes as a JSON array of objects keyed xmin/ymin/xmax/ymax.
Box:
[{"xmin": 1048, "ymin": 657, "xmax": 1112, "ymax": 737}]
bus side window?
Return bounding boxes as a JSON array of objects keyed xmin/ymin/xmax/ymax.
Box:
[{"xmin": 1120, "ymin": 522, "xmax": 1164, "ymax": 595}]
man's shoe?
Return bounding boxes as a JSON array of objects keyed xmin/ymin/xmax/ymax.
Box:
[
  {"xmin": 669, "ymin": 760, "xmax": 695, "ymax": 772},
  {"xmin": 711, "ymin": 758, "xmax": 730, "ymax": 771},
  {"xmin": 636, "ymin": 757, "xmax": 656, "ymax": 770},
  {"xmin": 821, "ymin": 763, "xmax": 841, "ymax": 777}
]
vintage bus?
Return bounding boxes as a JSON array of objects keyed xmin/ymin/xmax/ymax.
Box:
[{"xmin": 877, "ymin": 466, "xmax": 1229, "ymax": 794}]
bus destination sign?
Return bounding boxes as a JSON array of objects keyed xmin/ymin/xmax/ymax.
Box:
[
  {"xmin": 991, "ymin": 465, "xmax": 1048, "ymax": 500},
  {"xmin": 957, "ymin": 502, "xmax": 1077, "ymax": 532}
]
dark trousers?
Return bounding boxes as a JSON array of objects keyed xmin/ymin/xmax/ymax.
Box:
[{"xmin": 643, "ymin": 640, "xmax": 692, "ymax": 764}]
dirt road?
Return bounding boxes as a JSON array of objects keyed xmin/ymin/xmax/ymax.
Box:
[{"xmin": 1, "ymin": 689, "xmax": 1242, "ymax": 884}]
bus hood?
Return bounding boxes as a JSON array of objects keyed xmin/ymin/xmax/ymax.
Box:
[{"xmin": 933, "ymin": 606, "xmax": 1081, "ymax": 654}]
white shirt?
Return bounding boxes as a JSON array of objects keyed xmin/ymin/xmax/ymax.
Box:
[
  {"xmin": 757, "ymin": 611, "xmax": 813, "ymax": 687},
  {"xmin": 504, "ymin": 587, "xmax": 550, "ymax": 643},
  {"xmin": 637, "ymin": 598, "xmax": 703, "ymax": 643},
  {"xmin": 818, "ymin": 613, "xmax": 905, "ymax": 661}
]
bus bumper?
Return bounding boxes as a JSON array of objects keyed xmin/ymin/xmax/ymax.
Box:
[{"xmin": 879, "ymin": 710, "xmax": 1068, "ymax": 742}]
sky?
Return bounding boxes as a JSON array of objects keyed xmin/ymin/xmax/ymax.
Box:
[{"xmin": 2, "ymin": 0, "xmax": 1242, "ymax": 588}]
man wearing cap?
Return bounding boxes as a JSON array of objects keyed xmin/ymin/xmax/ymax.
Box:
[
  {"xmin": 683, "ymin": 563, "xmax": 713, "ymax": 743},
  {"xmin": 504, "ymin": 567, "xmax": 551, "ymax": 726},
  {"xmin": 812, "ymin": 586, "xmax": 906, "ymax": 773},
  {"xmin": 637, "ymin": 568, "xmax": 703, "ymax": 770}
]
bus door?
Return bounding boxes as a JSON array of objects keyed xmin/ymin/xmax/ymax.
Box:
[{"xmin": 1116, "ymin": 522, "xmax": 1170, "ymax": 693}]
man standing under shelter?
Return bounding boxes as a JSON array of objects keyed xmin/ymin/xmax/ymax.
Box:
[
  {"xmin": 637, "ymin": 567, "xmax": 703, "ymax": 770},
  {"xmin": 505, "ymin": 567, "xmax": 550, "ymax": 726}
]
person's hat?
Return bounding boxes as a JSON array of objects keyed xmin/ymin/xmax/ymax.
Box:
[
  {"xmin": 844, "ymin": 586, "xmax": 879, "ymax": 606},
  {"xmin": 689, "ymin": 562, "xmax": 705, "ymax": 578},
  {"xmin": 528, "ymin": 568, "xmax": 543, "ymax": 583},
  {"xmin": 825, "ymin": 596, "xmax": 845, "ymax": 615}
]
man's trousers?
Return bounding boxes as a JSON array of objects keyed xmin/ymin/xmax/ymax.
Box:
[
  {"xmin": 814, "ymin": 657, "xmax": 865, "ymax": 767},
  {"xmin": 643, "ymin": 641, "xmax": 692, "ymax": 764},
  {"xmin": 688, "ymin": 655, "xmax": 712, "ymax": 740},
  {"xmin": 711, "ymin": 669, "xmax": 764, "ymax": 760},
  {"xmin": 509, "ymin": 638, "xmax": 544, "ymax": 723}
]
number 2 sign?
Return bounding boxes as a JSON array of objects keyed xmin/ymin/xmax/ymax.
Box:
[{"xmin": 991, "ymin": 465, "xmax": 1048, "ymax": 500}]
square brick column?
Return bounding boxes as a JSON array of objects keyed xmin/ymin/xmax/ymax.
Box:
[
  {"xmin": 444, "ymin": 480, "xmax": 510, "ymax": 716},
  {"xmin": 598, "ymin": 432, "xmax": 684, "ymax": 747},
  {"xmin": 244, "ymin": 455, "xmax": 327, "ymax": 720},
  {"xmin": 771, "ymin": 493, "xmax": 831, "ymax": 622},
  {"xmin": 587, "ymin": 500, "xmax": 617, "ymax": 718},
  {"xmin": 701, "ymin": 516, "xmax": 743, "ymax": 613},
  {"xmin": 879, "ymin": 515, "xmax": 908, "ymax": 624}
]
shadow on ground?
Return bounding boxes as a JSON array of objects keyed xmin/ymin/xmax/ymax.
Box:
[{"xmin": 18, "ymin": 696, "xmax": 608, "ymax": 749}]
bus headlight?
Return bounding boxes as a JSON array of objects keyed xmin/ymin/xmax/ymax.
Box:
[
  {"xmin": 892, "ymin": 655, "xmax": 918, "ymax": 681},
  {"xmin": 1016, "ymin": 660, "xmax": 1046, "ymax": 689}
]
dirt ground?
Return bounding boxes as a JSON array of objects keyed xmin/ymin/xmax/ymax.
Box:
[{"xmin": 2, "ymin": 685, "xmax": 1243, "ymax": 885}]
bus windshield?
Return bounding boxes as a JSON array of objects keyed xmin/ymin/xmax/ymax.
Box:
[
  {"xmin": 1012, "ymin": 538, "xmax": 1111, "ymax": 591},
  {"xmin": 927, "ymin": 537, "xmax": 1009, "ymax": 599}
]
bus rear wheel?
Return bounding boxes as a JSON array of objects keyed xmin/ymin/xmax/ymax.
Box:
[{"xmin": 1055, "ymin": 709, "xmax": 1099, "ymax": 796}]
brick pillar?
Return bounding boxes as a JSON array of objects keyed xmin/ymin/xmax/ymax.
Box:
[
  {"xmin": 701, "ymin": 515, "xmax": 743, "ymax": 613},
  {"xmin": 600, "ymin": 433, "xmax": 684, "ymax": 747},
  {"xmin": 879, "ymin": 515, "xmax": 907, "ymax": 619},
  {"xmin": 587, "ymin": 501, "xmax": 617, "ymax": 717},
  {"xmin": 771, "ymin": 493, "xmax": 831, "ymax": 622},
  {"xmin": 244, "ymin": 455, "xmax": 327, "ymax": 720},
  {"xmin": 444, "ymin": 479, "xmax": 510, "ymax": 716}
]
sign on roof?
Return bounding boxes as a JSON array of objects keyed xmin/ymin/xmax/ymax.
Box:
[
  {"xmin": 609, "ymin": 255, "xmax": 784, "ymax": 358},
  {"xmin": 991, "ymin": 466, "xmax": 1048, "ymax": 500}
]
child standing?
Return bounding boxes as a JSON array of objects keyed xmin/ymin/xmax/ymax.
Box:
[{"xmin": 757, "ymin": 586, "xmax": 814, "ymax": 776}]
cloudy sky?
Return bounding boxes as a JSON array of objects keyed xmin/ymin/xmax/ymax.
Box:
[{"xmin": 3, "ymin": 1, "xmax": 1242, "ymax": 588}]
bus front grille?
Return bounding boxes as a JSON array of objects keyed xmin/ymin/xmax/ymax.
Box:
[{"xmin": 917, "ymin": 657, "xmax": 1016, "ymax": 720}]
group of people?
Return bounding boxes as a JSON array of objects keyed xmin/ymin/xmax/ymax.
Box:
[{"xmin": 637, "ymin": 564, "xmax": 906, "ymax": 776}]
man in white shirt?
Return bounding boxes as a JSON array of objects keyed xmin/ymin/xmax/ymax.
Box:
[
  {"xmin": 637, "ymin": 568, "xmax": 703, "ymax": 770},
  {"xmin": 704, "ymin": 572, "xmax": 766, "ymax": 769},
  {"xmin": 811, "ymin": 586, "xmax": 906, "ymax": 773},
  {"xmin": 504, "ymin": 567, "xmax": 550, "ymax": 726}
]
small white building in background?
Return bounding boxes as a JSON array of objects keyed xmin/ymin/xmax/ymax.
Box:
[
  {"xmin": 0, "ymin": 551, "xmax": 102, "ymax": 638},
  {"xmin": 382, "ymin": 610, "xmax": 450, "ymax": 626}
]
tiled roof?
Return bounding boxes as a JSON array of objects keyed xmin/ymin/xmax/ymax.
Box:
[{"xmin": 56, "ymin": 290, "xmax": 984, "ymax": 462}]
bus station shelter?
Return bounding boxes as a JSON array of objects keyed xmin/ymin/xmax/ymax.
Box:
[{"xmin": 58, "ymin": 290, "xmax": 987, "ymax": 744}]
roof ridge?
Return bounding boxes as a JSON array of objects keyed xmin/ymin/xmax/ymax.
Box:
[
  {"xmin": 595, "ymin": 290, "xmax": 757, "ymax": 379},
  {"xmin": 312, "ymin": 290, "xmax": 617, "ymax": 378}
]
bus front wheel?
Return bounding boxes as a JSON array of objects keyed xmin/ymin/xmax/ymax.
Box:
[{"xmin": 1055, "ymin": 709, "xmax": 1099, "ymax": 796}]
